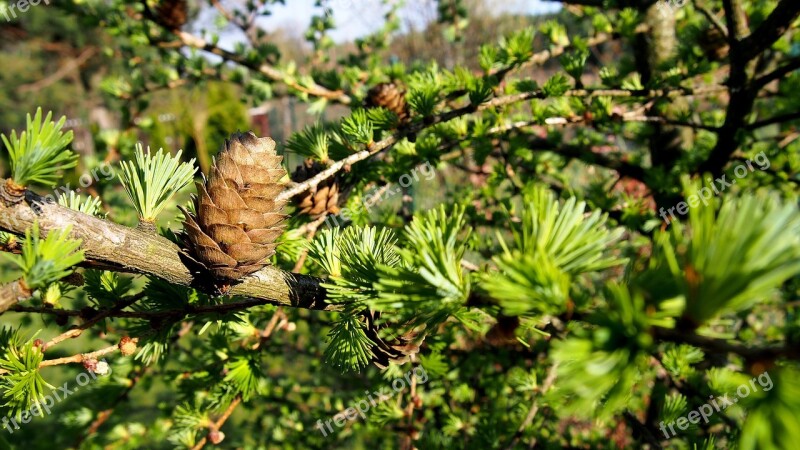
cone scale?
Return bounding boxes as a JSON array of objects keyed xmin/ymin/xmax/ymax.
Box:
[
  {"xmin": 291, "ymin": 159, "xmax": 340, "ymax": 217},
  {"xmin": 180, "ymin": 132, "xmax": 287, "ymax": 281},
  {"xmin": 364, "ymin": 82, "xmax": 410, "ymax": 124}
]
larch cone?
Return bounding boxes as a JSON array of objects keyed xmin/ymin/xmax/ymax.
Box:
[
  {"xmin": 364, "ymin": 82, "xmax": 410, "ymax": 124},
  {"xmin": 180, "ymin": 132, "xmax": 288, "ymax": 281},
  {"xmin": 155, "ymin": 0, "xmax": 188, "ymax": 30},
  {"xmin": 290, "ymin": 159, "xmax": 340, "ymax": 217}
]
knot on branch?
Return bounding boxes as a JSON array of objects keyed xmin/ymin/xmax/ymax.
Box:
[{"xmin": 0, "ymin": 179, "xmax": 25, "ymax": 206}]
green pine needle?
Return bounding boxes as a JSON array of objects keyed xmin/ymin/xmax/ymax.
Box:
[
  {"xmin": 661, "ymin": 344, "xmax": 704, "ymax": 379},
  {"xmin": 1, "ymin": 108, "xmax": 77, "ymax": 187},
  {"xmin": 407, "ymin": 82, "xmax": 441, "ymax": 117},
  {"xmin": 470, "ymin": 186, "xmax": 624, "ymax": 317},
  {"xmin": 118, "ymin": 144, "xmax": 197, "ymax": 223},
  {"xmin": 83, "ymin": 270, "xmax": 133, "ymax": 308},
  {"xmin": 365, "ymin": 106, "xmax": 400, "ymax": 130},
  {"xmin": 407, "ymin": 68, "xmax": 443, "ymax": 116},
  {"xmin": 223, "ymin": 355, "xmax": 262, "ymax": 401},
  {"xmin": 481, "ymin": 252, "xmax": 570, "ymax": 317},
  {"xmin": 739, "ymin": 368, "xmax": 800, "ymax": 450},
  {"xmin": 285, "ymin": 123, "xmax": 330, "ymax": 162},
  {"xmin": 369, "ymin": 205, "xmax": 472, "ymax": 331},
  {"xmin": 660, "ymin": 392, "xmax": 688, "ymax": 423},
  {"xmin": 340, "ymin": 109, "xmax": 374, "ymax": 145},
  {"xmin": 644, "ymin": 179, "xmax": 800, "ymax": 325},
  {"xmin": 505, "ymin": 187, "xmax": 626, "ymax": 276},
  {"xmin": 57, "ymin": 191, "xmax": 103, "ymax": 217},
  {"xmin": 3, "ymin": 223, "xmax": 84, "ymax": 291},
  {"xmin": 0, "ymin": 329, "xmax": 53, "ymax": 417},
  {"xmin": 550, "ymin": 284, "xmax": 652, "ymax": 419},
  {"xmin": 308, "ymin": 226, "xmax": 400, "ymax": 308},
  {"xmin": 308, "ymin": 226, "xmax": 404, "ymax": 372},
  {"xmin": 499, "ymin": 26, "xmax": 536, "ymax": 65},
  {"xmin": 324, "ymin": 313, "xmax": 375, "ymax": 373}
]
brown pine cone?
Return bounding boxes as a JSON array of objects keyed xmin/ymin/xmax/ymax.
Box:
[
  {"xmin": 364, "ymin": 82, "xmax": 410, "ymax": 124},
  {"xmin": 291, "ymin": 159, "xmax": 340, "ymax": 216},
  {"xmin": 180, "ymin": 132, "xmax": 288, "ymax": 281},
  {"xmin": 363, "ymin": 310, "xmax": 423, "ymax": 369},
  {"xmin": 154, "ymin": 0, "xmax": 188, "ymax": 30}
]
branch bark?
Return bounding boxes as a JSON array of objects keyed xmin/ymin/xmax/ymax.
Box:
[
  {"xmin": 696, "ymin": 0, "xmax": 756, "ymax": 177},
  {"xmin": 0, "ymin": 279, "xmax": 31, "ymax": 314},
  {"xmin": 738, "ymin": 0, "xmax": 800, "ymax": 62},
  {"xmin": 280, "ymin": 86, "xmax": 725, "ymax": 202},
  {"xmin": 0, "ymin": 189, "xmax": 331, "ymax": 313},
  {"xmin": 18, "ymin": 47, "xmax": 98, "ymax": 93},
  {"xmin": 174, "ymin": 31, "xmax": 351, "ymax": 105}
]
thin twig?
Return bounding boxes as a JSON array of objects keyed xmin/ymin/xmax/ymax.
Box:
[
  {"xmin": 401, "ymin": 371, "xmax": 419, "ymax": 450},
  {"xmin": 43, "ymin": 292, "xmax": 146, "ymax": 350},
  {"xmin": 692, "ymin": 0, "xmax": 728, "ymax": 36},
  {"xmin": 0, "ymin": 344, "xmax": 124, "ymax": 374},
  {"xmin": 504, "ymin": 362, "xmax": 559, "ymax": 450},
  {"xmin": 190, "ymin": 396, "xmax": 242, "ymax": 450},
  {"xmin": 292, "ymin": 213, "xmax": 329, "ymax": 273},
  {"xmin": 278, "ymin": 86, "xmax": 725, "ymax": 202},
  {"xmin": 18, "ymin": 47, "xmax": 98, "ymax": 92},
  {"xmin": 745, "ymin": 111, "xmax": 800, "ymax": 130},
  {"xmin": 251, "ymin": 308, "xmax": 287, "ymax": 350},
  {"xmin": 173, "ymin": 31, "xmax": 351, "ymax": 105}
]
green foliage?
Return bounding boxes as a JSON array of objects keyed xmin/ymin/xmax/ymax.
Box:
[
  {"xmin": 57, "ymin": 191, "xmax": 103, "ymax": 217},
  {"xmin": 309, "ymin": 226, "xmax": 400, "ymax": 308},
  {"xmin": 366, "ymin": 106, "xmax": 401, "ymax": 130},
  {"xmin": 661, "ymin": 392, "xmax": 688, "ymax": 423},
  {"xmin": 3, "ymin": 223, "xmax": 84, "ymax": 291},
  {"xmin": 118, "ymin": 144, "xmax": 197, "ymax": 223},
  {"xmin": 550, "ymin": 284, "xmax": 653, "ymax": 419},
  {"xmin": 661, "ymin": 344, "xmax": 704, "ymax": 379},
  {"xmin": 0, "ymin": 329, "xmax": 51, "ymax": 418},
  {"xmin": 482, "ymin": 251, "xmax": 570, "ymax": 317},
  {"xmin": 309, "ymin": 226, "xmax": 400, "ymax": 372},
  {"xmin": 1, "ymin": 108, "xmax": 76, "ymax": 187},
  {"xmin": 561, "ymin": 48, "xmax": 589, "ymax": 83},
  {"xmin": 83, "ymin": 270, "xmax": 133, "ymax": 308},
  {"xmin": 501, "ymin": 187, "xmax": 626, "ymax": 275},
  {"xmin": 740, "ymin": 368, "xmax": 800, "ymax": 450},
  {"xmin": 223, "ymin": 355, "xmax": 262, "ymax": 401},
  {"xmin": 370, "ymin": 205, "xmax": 472, "ymax": 330},
  {"xmin": 340, "ymin": 109, "xmax": 374, "ymax": 145},
  {"xmin": 540, "ymin": 20, "xmax": 569, "ymax": 47},
  {"xmin": 640, "ymin": 179, "xmax": 800, "ymax": 325},
  {"xmin": 324, "ymin": 313, "xmax": 375, "ymax": 373},
  {"xmin": 284, "ymin": 123, "xmax": 330, "ymax": 162},
  {"xmin": 498, "ymin": 27, "xmax": 536, "ymax": 66},
  {"xmin": 407, "ymin": 69, "xmax": 443, "ymax": 116},
  {"xmin": 542, "ymin": 73, "xmax": 571, "ymax": 97}
]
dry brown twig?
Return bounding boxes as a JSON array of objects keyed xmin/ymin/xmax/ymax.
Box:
[{"xmin": 190, "ymin": 395, "xmax": 243, "ymax": 450}]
